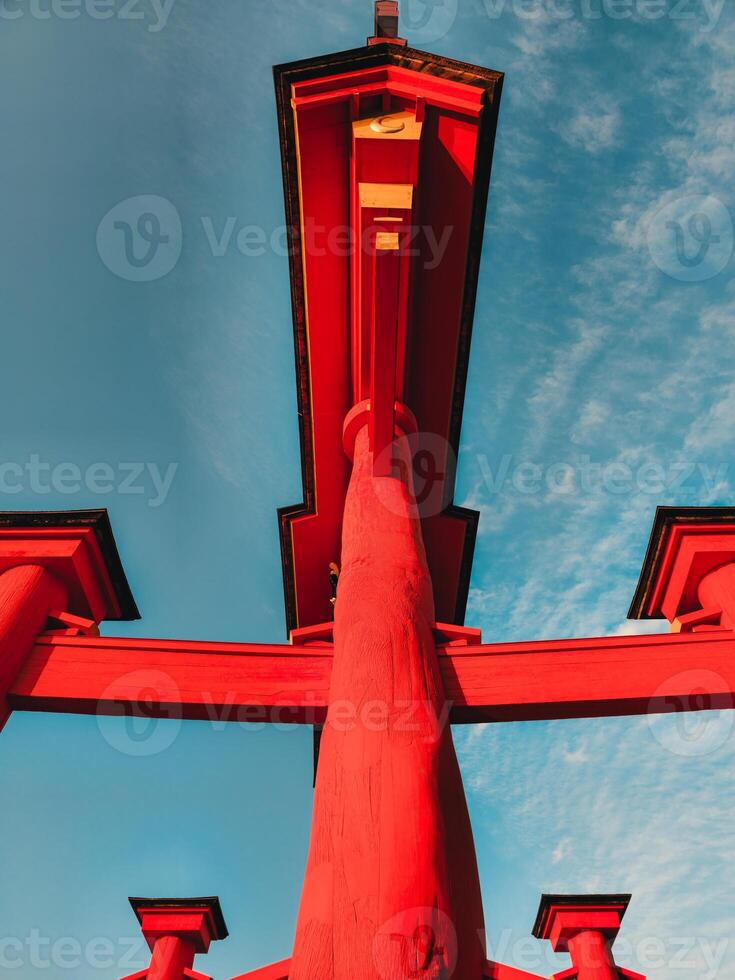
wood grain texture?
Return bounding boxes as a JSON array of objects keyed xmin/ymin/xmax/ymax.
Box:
[
  {"xmin": 11, "ymin": 635, "xmax": 331, "ymax": 724},
  {"xmin": 444, "ymin": 631, "xmax": 735, "ymax": 722},
  {"xmin": 290, "ymin": 427, "xmax": 485, "ymax": 980},
  {"xmin": 11, "ymin": 630, "xmax": 735, "ymax": 726}
]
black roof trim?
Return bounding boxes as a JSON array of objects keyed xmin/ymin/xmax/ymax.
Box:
[
  {"xmin": 129, "ymin": 896, "xmax": 228, "ymax": 940},
  {"xmin": 628, "ymin": 506, "xmax": 735, "ymax": 619},
  {"xmin": 0, "ymin": 509, "xmax": 139, "ymax": 620},
  {"xmin": 532, "ymin": 893, "xmax": 632, "ymax": 938}
]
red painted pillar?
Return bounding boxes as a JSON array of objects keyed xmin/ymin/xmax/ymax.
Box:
[
  {"xmin": 564, "ymin": 930, "xmax": 618, "ymax": 980},
  {"xmin": 0, "ymin": 564, "xmax": 67, "ymax": 730},
  {"xmin": 148, "ymin": 935, "xmax": 197, "ymax": 980},
  {"xmin": 291, "ymin": 426, "xmax": 485, "ymax": 980},
  {"xmin": 532, "ymin": 894, "xmax": 640, "ymax": 980},
  {"xmin": 125, "ymin": 897, "xmax": 228, "ymax": 980},
  {"xmin": 0, "ymin": 511, "xmax": 138, "ymax": 730},
  {"xmin": 697, "ymin": 562, "xmax": 735, "ymax": 630}
]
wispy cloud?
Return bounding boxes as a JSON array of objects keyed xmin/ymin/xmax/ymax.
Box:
[{"xmin": 457, "ymin": 716, "xmax": 735, "ymax": 978}]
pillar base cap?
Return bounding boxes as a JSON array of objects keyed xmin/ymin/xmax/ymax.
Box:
[
  {"xmin": 0, "ymin": 510, "xmax": 138, "ymax": 622},
  {"xmin": 533, "ymin": 894, "xmax": 631, "ymax": 952},
  {"xmin": 129, "ymin": 897, "xmax": 228, "ymax": 953},
  {"xmin": 629, "ymin": 506, "xmax": 735, "ymax": 622}
]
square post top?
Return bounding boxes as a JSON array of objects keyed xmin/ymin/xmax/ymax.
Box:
[
  {"xmin": 629, "ymin": 506, "xmax": 735, "ymax": 622},
  {"xmin": 368, "ymin": 0, "xmax": 406, "ymax": 45},
  {"xmin": 0, "ymin": 509, "xmax": 138, "ymax": 622},
  {"xmin": 129, "ymin": 897, "xmax": 228, "ymax": 954},
  {"xmin": 532, "ymin": 894, "xmax": 631, "ymax": 953}
]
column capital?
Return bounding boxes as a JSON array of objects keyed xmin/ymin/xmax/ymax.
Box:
[
  {"xmin": 532, "ymin": 893, "xmax": 631, "ymax": 953},
  {"xmin": 0, "ymin": 509, "xmax": 138, "ymax": 623},
  {"xmin": 129, "ymin": 897, "xmax": 229, "ymax": 954},
  {"xmin": 629, "ymin": 506, "xmax": 735, "ymax": 626}
]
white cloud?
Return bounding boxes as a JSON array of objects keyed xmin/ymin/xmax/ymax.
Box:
[
  {"xmin": 558, "ymin": 101, "xmax": 622, "ymax": 155},
  {"xmin": 457, "ymin": 717, "xmax": 735, "ymax": 979}
]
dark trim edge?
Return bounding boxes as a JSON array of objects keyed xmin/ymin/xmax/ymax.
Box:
[
  {"xmin": 273, "ymin": 44, "xmax": 503, "ymax": 634},
  {"xmin": 532, "ymin": 893, "xmax": 632, "ymax": 938},
  {"xmin": 129, "ymin": 896, "xmax": 229, "ymax": 940}
]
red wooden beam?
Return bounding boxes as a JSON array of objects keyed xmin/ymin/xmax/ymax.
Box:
[
  {"xmin": 8, "ymin": 629, "xmax": 735, "ymax": 726},
  {"xmin": 9, "ymin": 634, "xmax": 331, "ymax": 725},
  {"xmin": 444, "ymin": 630, "xmax": 735, "ymax": 723}
]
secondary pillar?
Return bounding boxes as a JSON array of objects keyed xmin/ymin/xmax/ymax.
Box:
[
  {"xmin": 125, "ymin": 897, "xmax": 228, "ymax": 980},
  {"xmin": 532, "ymin": 894, "xmax": 641, "ymax": 980},
  {"xmin": 0, "ymin": 565, "xmax": 68, "ymax": 728},
  {"xmin": 0, "ymin": 510, "xmax": 138, "ymax": 730},
  {"xmin": 629, "ymin": 507, "xmax": 735, "ymax": 632}
]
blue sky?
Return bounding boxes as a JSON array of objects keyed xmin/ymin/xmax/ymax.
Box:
[{"xmin": 1, "ymin": 0, "xmax": 734, "ymax": 977}]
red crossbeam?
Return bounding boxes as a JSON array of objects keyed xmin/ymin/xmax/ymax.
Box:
[
  {"xmin": 8, "ymin": 630, "xmax": 735, "ymax": 726},
  {"xmin": 445, "ymin": 630, "xmax": 735, "ymax": 722},
  {"xmin": 9, "ymin": 635, "xmax": 332, "ymax": 725}
]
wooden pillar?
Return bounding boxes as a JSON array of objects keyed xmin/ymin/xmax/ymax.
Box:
[
  {"xmin": 565, "ymin": 930, "xmax": 618, "ymax": 980},
  {"xmin": 125, "ymin": 897, "xmax": 228, "ymax": 980},
  {"xmin": 0, "ymin": 511, "xmax": 138, "ymax": 730},
  {"xmin": 0, "ymin": 564, "xmax": 67, "ymax": 730},
  {"xmin": 147, "ymin": 935, "xmax": 197, "ymax": 980},
  {"xmin": 532, "ymin": 894, "xmax": 637, "ymax": 980},
  {"xmin": 291, "ymin": 425, "xmax": 485, "ymax": 980},
  {"xmin": 698, "ymin": 561, "xmax": 735, "ymax": 630}
]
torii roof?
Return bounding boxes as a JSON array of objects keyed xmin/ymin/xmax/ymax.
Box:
[{"xmin": 273, "ymin": 42, "xmax": 503, "ymax": 634}]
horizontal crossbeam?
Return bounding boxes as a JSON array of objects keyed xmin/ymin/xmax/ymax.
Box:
[
  {"xmin": 9, "ymin": 635, "xmax": 332, "ymax": 725},
  {"xmin": 8, "ymin": 629, "xmax": 735, "ymax": 727},
  {"xmin": 445, "ymin": 630, "xmax": 735, "ymax": 722}
]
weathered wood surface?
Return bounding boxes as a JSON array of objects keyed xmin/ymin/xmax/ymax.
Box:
[
  {"xmin": 10, "ymin": 634, "xmax": 332, "ymax": 724},
  {"xmin": 290, "ymin": 427, "xmax": 485, "ymax": 980},
  {"xmin": 11, "ymin": 629, "xmax": 735, "ymax": 725}
]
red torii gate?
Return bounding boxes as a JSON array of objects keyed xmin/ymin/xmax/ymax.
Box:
[{"xmin": 2, "ymin": 5, "xmax": 733, "ymax": 980}]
